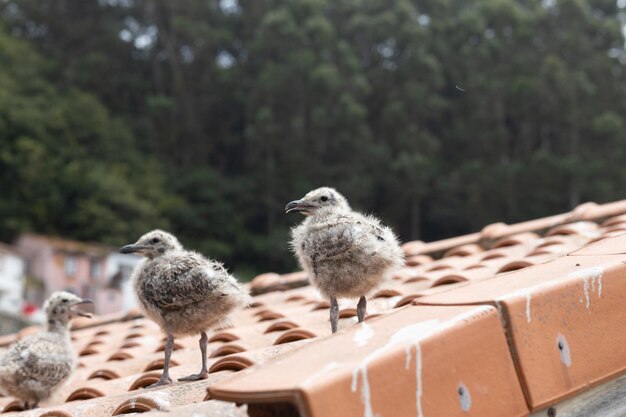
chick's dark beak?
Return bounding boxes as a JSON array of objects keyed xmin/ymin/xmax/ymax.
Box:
[
  {"xmin": 285, "ymin": 200, "xmax": 315, "ymax": 214},
  {"xmin": 120, "ymin": 243, "xmax": 147, "ymax": 254},
  {"xmin": 70, "ymin": 299, "xmax": 94, "ymax": 318}
]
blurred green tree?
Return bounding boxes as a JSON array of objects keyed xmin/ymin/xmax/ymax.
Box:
[
  {"xmin": 0, "ymin": 28, "xmax": 168, "ymax": 244},
  {"xmin": 1, "ymin": 0, "xmax": 625, "ymax": 277}
]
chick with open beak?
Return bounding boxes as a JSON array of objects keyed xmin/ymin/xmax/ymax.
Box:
[
  {"xmin": 71, "ymin": 301, "xmax": 93, "ymax": 317},
  {"xmin": 0, "ymin": 291, "xmax": 94, "ymax": 409},
  {"xmin": 44, "ymin": 291, "xmax": 93, "ymax": 327},
  {"xmin": 68, "ymin": 298, "xmax": 93, "ymax": 319}
]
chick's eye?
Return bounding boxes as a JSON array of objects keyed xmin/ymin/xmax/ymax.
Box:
[
  {"xmin": 61, "ymin": 299, "xmax": 69, "ymax": 303},
  {"xmin": 151, "ymin": 238, "xmax": 160, "ymax": 244},
  {"xmin": 320, "ymin": 196, "xmax": 329, "ymax": 202}
]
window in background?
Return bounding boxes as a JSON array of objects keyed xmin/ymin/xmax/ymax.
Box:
[
  {"xmin": 82, "ymin": 284, "xmax": 95, "ymax": 301},
  {"xmin": 120, "ymin": 265, "xmax": 134, "ymax": 280},
  {"xmin": 90, "ymin": 259, "xmax": 101, "ymax": 280},
  {"xmin": 64, "ymin": 256, "xmax": 77, "ymax": 277}
]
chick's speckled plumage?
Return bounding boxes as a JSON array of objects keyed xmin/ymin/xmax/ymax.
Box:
[
  {"xmin": 133, "ymin": 249, "xmax": 248, "ymax": 336},
  {"xmin": 121, "ymin": 230, "xmax": 249, "ymax": 386},
  {"xmin": 290, "ymin": 188, "xmax": 404, "ymax": 298},
  {"xmin": 0, "ymin": 333, "xmax": 73, "ymax": 405},
  {"xmin": 0, "ymin": 292, "xmax": 90, "ymax": 409},
  {"xmin": 288, "ymin": 187, "xmax": 404, "ymax": 331}
]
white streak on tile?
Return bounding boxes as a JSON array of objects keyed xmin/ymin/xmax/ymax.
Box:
[
  {"xmin": 351, "ymin": 320, "xmax": 440, "ymax": 417},
  {"xmin": 583, "ymin": 277, "xmax": 590, "ymax": 309},
  {"xmin": 351, "ymin": 363, "xmax": 372, "ymax": 416},
  {"xmin": 416, "ymin": 343, "xmax": 424, "ymax": 417},
  {"xmin": 350, "ymin": 307, "xmax": 491, "ymax": 417},
  {"xmin": 353, "ymin": 322, "xmax": 375, "ymax": 347},
  {"xmin": 568, "ymin": 266, "xmax": 603, "ymax": 311},
  {"xmin": 500, "ymin": 266, "xmax": 605, "ymax": 321}
]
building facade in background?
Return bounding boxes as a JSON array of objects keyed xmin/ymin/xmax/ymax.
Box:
[
  {"xmin": 104, "ymin": 252, "xmax": 142, "ymax": 312},
  {"xmin": 0, "ymin": 243, "xmax": 25, "ymax": 311},
  {"xmin": 0, "ymin": 243, "xmax": 28, "ymax": 334},
  {"xmin": 16, "ymin": 234, "xmax": 140, "ymax": 315}
]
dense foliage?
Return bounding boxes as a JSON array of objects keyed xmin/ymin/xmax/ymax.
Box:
[{"xmin": 1, "ymin": 0, "xmax": 625, "ymax": 278}]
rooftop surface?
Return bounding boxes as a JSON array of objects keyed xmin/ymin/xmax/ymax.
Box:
[{"xmin": 2, "ymin": 200, "xmax": 626, "ymax": 416}]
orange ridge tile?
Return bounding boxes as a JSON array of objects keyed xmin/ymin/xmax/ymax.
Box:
[
  {"xmin": 418, "ymin": 242, "xmax": 626, "ymax": 410},
  {"xmin": 208, "ymin": 305, "xmax": 529, "ymax": 417}
]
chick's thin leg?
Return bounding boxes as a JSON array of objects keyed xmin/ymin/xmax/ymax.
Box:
[
  {"xmin": 357, "ymin": 296, "xmax": 367, "ymax": 323},
  {"xmin": 148, "ymin": 334, "xmax": 174, "ymax": 388},
  {"xmin": 31, "ymin": 400, "xmax": 39, "ymax": 409},
  {"xmin": 178, "ymin": 331, "xmax": 209, "ymax": 381},
  {"xmin": 330, "ymin": 295, "xmax": 339, "ymax": 333}
]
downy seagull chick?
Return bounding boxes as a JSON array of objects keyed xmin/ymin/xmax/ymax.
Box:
[
  {"xmin": 286, "ymin": 187, "xmax": 404, "ymax": 333},
  {"xmin": 0, "ymin": 291, "xmax": 92, "ymax": 409},
  {"xmin": 120, "ymin": 230, "xmax": 249, "ymax": 387}
]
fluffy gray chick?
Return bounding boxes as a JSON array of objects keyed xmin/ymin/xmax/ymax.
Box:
[
  {"xmin": 0, "ymin": 291, "xmax": 92, "ymax": 409},
  {"xmin": 286, "ymin": 187, "xmax": 404, "ymax": 333},
  {"xmin": 120, "ymin": 230, "xmax": 249, "ymax": 387}
]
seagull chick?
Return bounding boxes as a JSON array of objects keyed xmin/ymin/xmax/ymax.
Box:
[
  {"xmin": 0, "ymin": 291, "xmax": 93, "ymax": 409},
  {"xmin": 120, "ymin": 230, "xmax": 249, "ymax": 387},
  {"xmin": 286, "ymin": 187, "xmax": 404, "ymax": 333}
]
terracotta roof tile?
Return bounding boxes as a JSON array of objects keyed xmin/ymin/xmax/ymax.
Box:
[
  {"xmin": 600, "ymin": 213, "xmax": 626, "ymax": 227},
  {"xmin": 442, "ymin": 243, "xmax": 483, "ymax": 257},
  {"xmin": 249, "ymin": 272, "xmax": 309, "ymax": 295},
  {"xmin": 418, "ymin": 249, "xmax": 626, "ymax": 410},
  {"xmin": 569, "ymin": 231, "xmax": 626, "ymax": 255},
  {"xmin": 208, "ymin": 305, "xmax": 528, "ymax": 417},
  {"xmin": 403, "ymin": 254, "xmax": 433, "ymax": 266},
  {"xmin": 492, "ymin": 232, "xmax": 541, "ymax": 248},
  {"xmin": 2, "ymin": 199, "xmax": 626, "ymax": 416}
]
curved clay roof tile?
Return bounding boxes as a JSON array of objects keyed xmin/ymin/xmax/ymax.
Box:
[
  {"xmin": 209, "ymin": 355, "xmax": 254, "ymax": 374},
  {"xmin": 87, "ymin": 369, "xmax": 120, "ymax": 381},
  {"xmin": 492, "ymin": 232, "xmax": 540, "ymax": 248},
  {"xmin": 112, "ymin": 396, "xmax": 166, "ymax": 415},
  {"xmin": 143, "ymin": 359, "xmax": 180, "ymax": 372},
  {"xmin": 66, "ymin": 387, "xmax": 105, "ymax": 402},
  {"xmin": 444, "ymin": 243, "xmax": 484, "ymax": 258},
  {"xmin": 274, "ymin": 329, "xmax": 317, "ymax": 345},
  {"xmin": 264, "ymin": 321, "xmax": 299, "ymax": 334},
  {"xmin": 209, "ymin": 343, "xmax": 247, "ymax": 358},
  {"xmin": 128, "ymin": 373, "xmax": 161, "ymax": 391},
  {"xmin": 208, "ymin": 332, "xmax": 240, "ymax": 343},
  {"xmin": 39, "ymin": 411, "xmax": 74, "ymax": 417}
]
